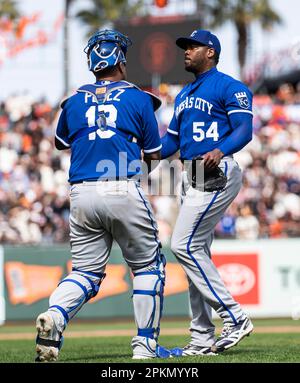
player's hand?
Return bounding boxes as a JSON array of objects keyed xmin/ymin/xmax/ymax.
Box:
[{"xmin": 202, "ymin": 149, "xmax": 224, "ymax": 170}]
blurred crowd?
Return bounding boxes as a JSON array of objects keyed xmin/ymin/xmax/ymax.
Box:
[
  {"xmin": 0, "ymin": 94, "xmax": 70, "ymax": 244},
  {"xmin": 244, "ymin": 42, "xmax": 300, "ymax": 85},
  {"xmin": 216, "ymin": 83, "xmax": 300, "ymax": 240},
  {"xmin": 1, "ymin": 82, "xmax": 300, "ymax": 245}
]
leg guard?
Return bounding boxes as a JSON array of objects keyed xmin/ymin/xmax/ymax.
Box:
[
  {"xmin": 131, "ymin": 254, "xmax": 166, "ymax": 358},
  {"xmin": 47, "ymin": 269, "xmax": 105, "ymax": 333},
  {"xmin": 35, "ymin": 269, "xmax": 104, "ymax": 362}
]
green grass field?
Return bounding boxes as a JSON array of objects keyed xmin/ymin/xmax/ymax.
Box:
[{"xmin": 0, "ymin": 318, "xmax": 299, "ymax": 363}]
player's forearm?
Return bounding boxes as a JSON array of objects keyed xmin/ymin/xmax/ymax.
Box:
[
  {"xmin": 218, "ymin": 113, "xmax": 253, "ymax": 156},
  {"xmin": 161, "ymin": 132, "xmax": 180, "ymax": 159}
]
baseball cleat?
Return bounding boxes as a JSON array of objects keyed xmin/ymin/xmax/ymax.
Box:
[
  {"xmin": 214, "ymin": 316, "xmax": 254, "ymax": 352},
  {"xmin": 35, "ymin": 312, "xmax": 63, "ymax": 362},
  {"xmin": 132, "ymin": 336, "xmax": 157, "ymax": 359},
  {"xmin": 170, "ymin": 343, "xmax": 218, "ymax": 357},
  {"xmin": 131, "ymin": 336, "xmax": 171, "ymax": 359}
]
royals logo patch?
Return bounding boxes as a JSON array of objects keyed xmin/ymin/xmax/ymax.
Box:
[{"xmin": 235, "ymin": 92, "xmax": 249, "ymax": 109}]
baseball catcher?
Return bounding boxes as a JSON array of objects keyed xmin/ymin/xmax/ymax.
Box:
[{"xmin": 34, "ymin": 29, "xmax": 170, "ymax": 362}]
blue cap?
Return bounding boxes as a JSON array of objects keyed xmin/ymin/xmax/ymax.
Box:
[{"xmin": 176, "ymin": 29, "xmax": 221, "ymax": 55}]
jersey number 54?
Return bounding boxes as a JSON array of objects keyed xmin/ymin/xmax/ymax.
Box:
[{"xmin": 193, "ymin": 121, "xmax": 219, "ymax": 142}]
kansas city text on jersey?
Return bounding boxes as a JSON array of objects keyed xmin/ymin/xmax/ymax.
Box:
[{"xmin": 175, "ymin": 96, "xmax": 214, "ymax": 117}]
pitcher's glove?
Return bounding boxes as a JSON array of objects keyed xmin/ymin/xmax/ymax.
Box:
[{"xmin": 186, "ymin": 156, "xmax": 227, "ymax": 192}]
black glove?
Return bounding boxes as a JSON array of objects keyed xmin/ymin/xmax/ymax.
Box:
[{"xmin": 186, "ymin": 156, "xmax": 227, "ymax": 192}]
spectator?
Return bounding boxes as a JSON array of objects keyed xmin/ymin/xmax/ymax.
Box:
[
  {"xmin": 235, "ymin": 205, "xmax": 260, "ymax": 240},
  {"xmin": 1, "ymin": 82, "xmax": 300, "ymax": 243}
]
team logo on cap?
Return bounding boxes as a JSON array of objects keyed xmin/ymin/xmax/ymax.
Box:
[
  {"xmin": 190, "ymin": 30, "xmax": 197, "ymax": 37},
  {"xmin": 235, "ymin": 91, "xmax": 249, "ymax": 109}
]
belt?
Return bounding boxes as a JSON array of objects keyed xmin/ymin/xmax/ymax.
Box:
[
  {"xmin": 180, "ymin": 154, "xmax": 233, "ymax": 162},
  {"xmin": 70, "ymin": 176, "xmax": 135, "ymax": 185}
]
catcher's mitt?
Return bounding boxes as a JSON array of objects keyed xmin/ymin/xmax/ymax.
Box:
[{"xmin": 186, "ymin": 156, "xmax": 227, "ymax": 192}]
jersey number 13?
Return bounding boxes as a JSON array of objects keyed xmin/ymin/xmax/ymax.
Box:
[{"xmin": 85, "ymin": 105, "xmax": 117, "ymax": 140}]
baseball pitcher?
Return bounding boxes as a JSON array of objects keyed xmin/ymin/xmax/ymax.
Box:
[
  {"xmin": 35, "ymin": 29, "xmax": 170, "ymax": 361},
  {"xmin": 161, "ymin": 29, "xmax": 254, "ymax": 356}
]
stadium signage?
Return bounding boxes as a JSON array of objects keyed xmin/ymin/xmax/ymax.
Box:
[{"xmin": 2, "ymin": 240, "xmax": 300, "ymax": 320}]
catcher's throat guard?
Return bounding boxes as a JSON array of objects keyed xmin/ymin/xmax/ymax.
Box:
[{"xmin": 185, "ymin": 156, "xmax": 227, "ymax": 192}]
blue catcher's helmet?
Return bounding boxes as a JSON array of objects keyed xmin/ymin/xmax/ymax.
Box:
[{"xmin": 84, "ymin": 29, "xmax": 132, "ymax": 73}]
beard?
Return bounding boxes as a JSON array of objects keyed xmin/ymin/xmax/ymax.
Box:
[
  {"xmin": 185, "ymin": 62, "xmax": 198, "ymax": 74},
  {"xmin": 185, "ymin": 65, "xmax": 197, "ymax": 74},
  {"xmin": 184, "ymin": 57, "xmax": 205, "ymax": 74}
]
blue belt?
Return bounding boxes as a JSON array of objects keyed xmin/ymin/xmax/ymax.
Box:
[{"xmin": 70, "ymin": 175, "xmax": 136, "ymax": 185}]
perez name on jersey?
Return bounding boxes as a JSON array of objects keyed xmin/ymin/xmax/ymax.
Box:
[{"xmin": 84, "ymin": 89, "xmax": 126, "ymax": 104}]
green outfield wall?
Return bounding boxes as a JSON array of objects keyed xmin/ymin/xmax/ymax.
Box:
[
  {"xmin": 2, "ymin": 245, "xmax": 190, "ymax": 321},
  {"xmin": 2, "ymin": 239, "xmax": 300, "ymax": 321}
]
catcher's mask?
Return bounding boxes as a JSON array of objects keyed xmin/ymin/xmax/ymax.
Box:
[{"xmin": 84, "ymin": 29, "xmax": 132, "ymax": 73}]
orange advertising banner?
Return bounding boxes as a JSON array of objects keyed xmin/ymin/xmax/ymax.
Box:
[
  {"xmin": 66, "ymin": 260, "xmax": 130, "ymax": 302},
  {"xmin": 5, "ymin": 262, "xmax": 63, "ymax": 305},
  {"xmin": 164, "ymin": 263, "xmax": 188, "ymax": 296},
  {"xmin": 4, "ymin": 255, "xmax": 259, "ymax": 306},
  {"xmin": 90, "ymin": 265, "xmax": 129, "ymax": 302}
]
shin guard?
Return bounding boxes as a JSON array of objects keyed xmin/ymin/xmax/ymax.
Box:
[
  {"xmin": 48, "ymin": 269, "xmax": 105, "ymax": 332},
  {"xmin": 132, "ymin": 254, "xmax": 166, "ymax": 341}
]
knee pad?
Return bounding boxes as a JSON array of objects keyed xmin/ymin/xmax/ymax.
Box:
[
  {"xmin": 49, "ymin": 269, "xmax": 105, "ymax": 326},
  {"xmin": 132, "ymin": 254, "xmax": 166, "ymax": 340}
]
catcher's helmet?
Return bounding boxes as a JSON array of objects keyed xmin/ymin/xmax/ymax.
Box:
[{"xmin": 84, "ymin": 29, "xmax": 132, "ymax": 73}]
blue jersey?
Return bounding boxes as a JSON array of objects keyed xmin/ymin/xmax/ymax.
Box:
[
  {"xmin": 55, "ymin": 80, "xmax": 162, "ymax": 183},
  {"xmin": 167, "ymin": 67, "xmax": 253, "ymax": 159}
]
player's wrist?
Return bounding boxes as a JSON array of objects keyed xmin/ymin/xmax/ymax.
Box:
[{"xmin": 214, "ymin": 148, "xmax": 225, "ymax": 157}]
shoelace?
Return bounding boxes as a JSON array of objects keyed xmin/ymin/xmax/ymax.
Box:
[
  {"xmin": 220, "ymin": 323, "xmax": 234, "ymax": 338},
  {"xmin": 183, "ymin": 343, "xmax": 196, "ymax": 350}
]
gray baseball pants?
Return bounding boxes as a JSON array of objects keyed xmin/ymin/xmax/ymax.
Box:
[
  {"xmin": 46, "ymin": 180, "xmax": 165, "ymax": 348},
  {"xmin": 171, "ymin": 157, "xmax": 246, "ymax": 347}
]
